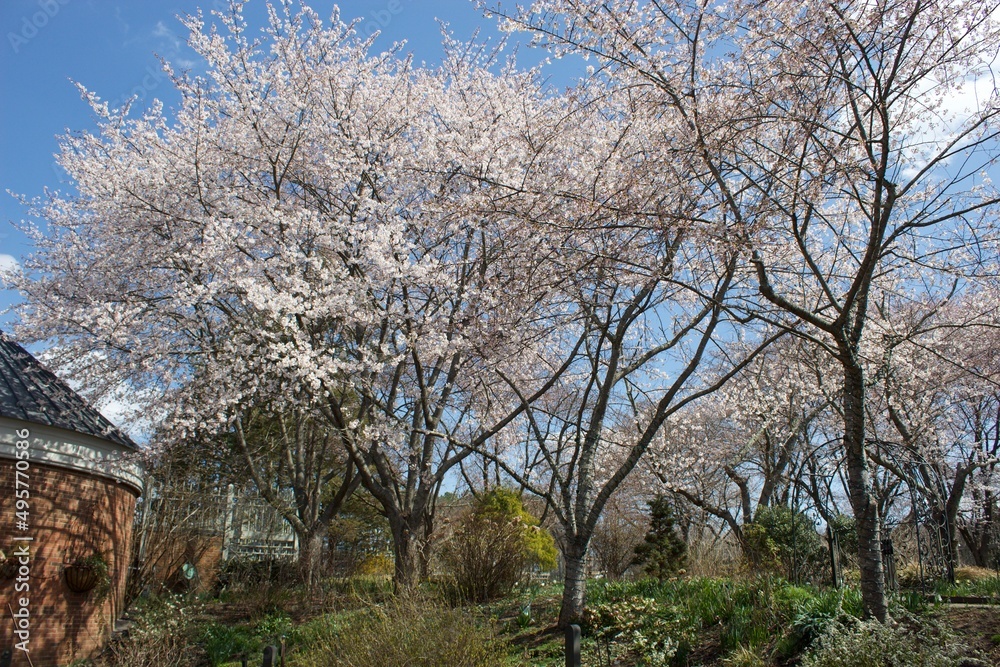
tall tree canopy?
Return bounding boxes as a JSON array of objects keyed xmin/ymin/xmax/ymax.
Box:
[{"xmin": 488, "ymin": 0, "xmax": 1000, "ymax": 620}]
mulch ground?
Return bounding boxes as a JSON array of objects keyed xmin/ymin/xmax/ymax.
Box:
[{"xmin": 939, "ymin": 605, "xmax": 1000, "ymax": 665}]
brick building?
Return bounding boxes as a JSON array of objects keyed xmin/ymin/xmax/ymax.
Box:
[{"xmin": 0, "ymin": 333, "xmax": 143, "ymax": 666}]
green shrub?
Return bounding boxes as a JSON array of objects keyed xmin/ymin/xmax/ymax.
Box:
[
  {"xmin": 742, "ymin": 523, "xmax": 781, "ymax": 573},
  {"xmin": 199, "ymin": 613, "xmax": 296, "ymax": 665},
  {"xmin": 587, "ymin": 576, "xmax": 868, "ymax": 664},
  {"xmin": 200, "ymin": 623, "xmax": 258, "ymax": 666},
  {"xmin": 476, "ymin": 487, "xmax": 558, "ymax": 570},
  {"xmin": 294, "ymin": 596, "xmax": 508, "ymax": 667},
  {"xmin": 745, "ymin": 506, "xmax": 824, "ymax": 581},
  {"xmin": 828, "ymin": 514, "xmax": 858, "ymax": 562},
  {"xmin": 442, "ymin": 488, "xmax": 557, "ymax": 602},
  {"xmin": 801, "ymin": 617, "xmax": 969, "ymax": 667},
  {"xmin": 775, "ymin": 587, "xmax": 862, "ymax": 658}
]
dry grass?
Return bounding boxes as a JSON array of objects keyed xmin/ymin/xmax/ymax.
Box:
[
  {"xmin": 685, "ymin": 538, "xmax": 742, "ymax": 578},
  {"xmin": 954, "ymin": 566, "xmax": 998, "ymax": 582},
  {"xmin": 293, "ymin": 594, "xmax": 509, "ymax": 667}
]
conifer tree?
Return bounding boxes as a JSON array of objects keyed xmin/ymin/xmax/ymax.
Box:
[{"xmin": 633, "ymin": 495, "xmax": 687, "ymax": 580}]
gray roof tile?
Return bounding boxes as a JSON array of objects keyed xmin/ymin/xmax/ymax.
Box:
[{"xmin": 0, "ymin": 332, "xmax": 137, "ymax": 450}]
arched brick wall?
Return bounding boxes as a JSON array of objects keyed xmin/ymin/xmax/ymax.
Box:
[{"xmin": 0, "ymin": 460, "xmax": 139, "ymax": 666}]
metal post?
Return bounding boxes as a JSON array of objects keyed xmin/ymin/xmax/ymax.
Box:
[
  {"xmin": 222, "ymin": 483, "xmax": 235, "ymax": 561},
  {"xmin": 881, "ymin": 538, "xmax": 897, "ymax": 592},
  {"xmin": 828, "ymin": 523, "xmax": 841, "ymax": 588},
  {"xmin": 908, "ymin": 470, "xmax": 925, "ymax": 592},
  {"xmin": 565, "ymin": 624, "xmax": 581, "ymax": 667},
  {"xmin": 791, "ymin": 486, "xmax": 800, "ymax": 585}
]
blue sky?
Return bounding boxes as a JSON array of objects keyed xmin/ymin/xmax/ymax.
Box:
[{"xmin": 0, "ymin": 0, "xmax": 573, "ymax": 328}]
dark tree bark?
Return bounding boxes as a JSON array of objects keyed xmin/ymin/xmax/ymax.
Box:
[
  {"xmin": 389, "ymin": 512, "xmax": 426, "ymax": 591},
  {"xmin": 842, "ymin": 361, "xmax": 886, "ymax": 621},
  {"xmin": 559, "ymin": 537, "xmax": 590, "ymax": 627}
]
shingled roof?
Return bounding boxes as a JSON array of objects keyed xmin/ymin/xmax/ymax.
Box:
[{"xmin": 0, "ymin": 332, "xmax": 137, "ymax": 449}]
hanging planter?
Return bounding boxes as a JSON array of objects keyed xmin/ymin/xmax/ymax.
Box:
[
  {"xmin": 63, "ymin": 554, "xmax": 111, "ymax": 599},
  {"xmin": 64, "ymin": 562, "xmax": 100, "ymax": 592}
]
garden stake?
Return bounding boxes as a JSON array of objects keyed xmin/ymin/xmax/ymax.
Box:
[{"xmin": 565, "ymin": 623, "xmax": 581, "ymax": 667}]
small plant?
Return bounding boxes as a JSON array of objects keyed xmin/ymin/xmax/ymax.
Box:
[
  {"xmin": 775, "ymin": 587, "xmax": 861, "ymax": 658},
  {"xmin": 723, "ymin": 646, "xmax": 769, "ymax": 667},
  {"xmin": 583, "ymin": 596, "xmax": 681, "ymax": 666},
  {"xmin": 95, "ymin": 594, "xmax": 203, "ymax": 666},
  {"xmin": 200, "ymin": 622, "xmax": 259, "ymax": 666},
  {"xmin": 517, "ymin": 601, "xmax": 533, "ymax": 628},
  {"xmin": 801, "ymin": 616, "xmax": 970, "ymax": 667}
]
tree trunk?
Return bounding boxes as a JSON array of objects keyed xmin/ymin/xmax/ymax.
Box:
[
  {"xmin": 390, "ymin": 515, "xmax": 423, "ymax": 591},
  {"xmin": 298, "ymin": 530, "xmax": 324, "ymax": 590},
  {"xmin": 419, "ymin": 511, "xmax": 434, "ymax": 581},
  {"xmin": 941, "ymin": 467, "xmax": 972, "ymax": 584},
  {"xmin": 959, "ymin": 491, "xmax": 995, "ymax": 567},
  {"xmin": 842, "ymin": 361, "xmax": 887, "ymax": 621},
  {"xmin": 558, "ymin": 538, "xmax": 589, "ymax": 628}
]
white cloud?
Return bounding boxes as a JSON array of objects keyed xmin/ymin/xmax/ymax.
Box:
[
  {"xmin": 98, "ymin": 396, "xmax": 143, "ymax": 437},
  {"xmin": 96, "ymin": 388, "xmax": 161, "ymax": 445},
  {"xmin": 114, "ymin": 6, "xmax": 130, "ymax": 35},
  {"xmin": 0, "ymin": 254, "xmax": 19, "ymax": 274},
  {"xmin": 152, "ymin": 20, "xmax": 182, "ymax": 52},
  {"xmin": 897, "ymin": 71, "xmax": 998, "ymax": 182}
]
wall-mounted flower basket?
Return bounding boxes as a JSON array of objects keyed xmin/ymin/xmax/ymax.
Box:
[
  {"xmin": 63, "ymin": 554, "xmax": 111, "ymax": 601},
  {"xmin": 64, "ymin": 562, "xmax": 100, "ymax": 592}
]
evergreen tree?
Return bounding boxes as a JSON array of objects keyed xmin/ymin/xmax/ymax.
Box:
[{"xmin": 632, "ymin": 495, "xmax": 687, "ymax": 580}]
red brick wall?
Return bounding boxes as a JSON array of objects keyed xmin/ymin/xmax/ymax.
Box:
[{"xmin": 0, "ymin": 459, "xmax": 139, "ymax": 666}]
